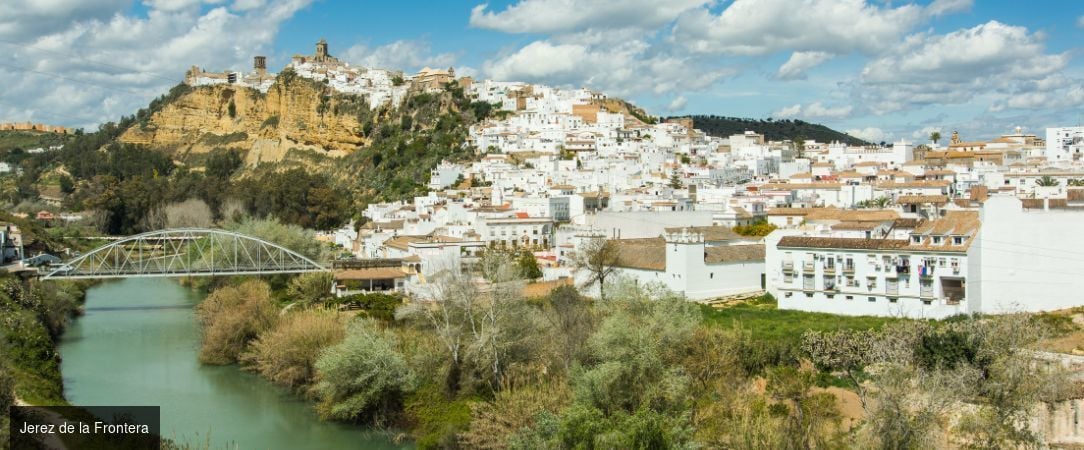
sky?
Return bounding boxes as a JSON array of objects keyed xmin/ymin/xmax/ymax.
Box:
[{"xmin": 1, "ymin": 0, "xmax": 1082, "ymax": 143}]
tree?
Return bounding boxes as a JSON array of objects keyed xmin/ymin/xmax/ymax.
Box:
[
  {"xmin": 58, "ymin": 175, "xmax": 74, "ymax": 194},
  {"xmin": 668, "ymin": 168, "xmax": 683, "ymax": 189},
  {"xmin": 143, "ymin": 198, "xmax": 214, "ymax": 229},
  {"xmin": 1036, "ymin": 175, "xmax": 1059, "ymax": 187},
  {"xmin": 793, "ymin": 137, "xmax": 807, "ymax": 159},
  {"xmin": 545, "ymin": 285, "xmax": 594, "ymax": 370},
  {"xmin": 313, "ymin": 319, "xmax": 415, "ymax": 423},
  {"xmin": 205, "ymin": 148, "xmax": 243, "ymax": 180},
  {"xmin": 929, "ymin": 131, "xmax": 941, "ymax": 146},
  {"xmin": 516, "ymin": 250, "xmax": 543, "ymax": 280},
  {"xmin": 397, "ymin": 259, "xmax": 543, "ymax": 394},
  {"xmin": 765, "ymin": 366, "xmax": 843, "ymax": 449},
  {"xmin": 285, "ymin": 271, "xmax": 334, "ymax": 306},
  {"xmin": 572, "ymin": 237, "xmax": 619, "ymax": 301}
]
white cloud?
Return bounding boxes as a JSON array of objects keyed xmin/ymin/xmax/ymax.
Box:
[
  {"xmin": 0, "ymin": 0, "xmax": 312, "ymax": 128},
  {"xmin": 469, "ymin": 0, "xmax": 708, "ymax": 34},
  {"xmin": 340, "ymin": 40, "xmax": 458, "ymax": 72},
  {"xmin": 912, "ymin": 126, "xmax": 944, "ymax": 141},
  {"xmin": 775, "ymin": 102, "xmax": 852, "ymax": 119},
  {"xmin": 1078, "ymin": 15, "xmax": 1084, "ymax": 28},
  {"xmin": 926, "ymin": 0, "xmax": 973, "ymax": 17},
  {"xmin": 855, "ymin": 21, "xmax": 1070, "ymax": 114},
  {"xmin": 774, "ymin": 104, "xmax": 803, "ymax": 118},
  {"xmin": 666, "ymin": 96, "xmax": 687, "ymax": 112},
  {"xmin": 777, "ymin": 51, "xmax": 833, "ymax": 80},
  {"xmin": 0, "ymin": 0, "xmax": 130, "ymax": 39},
  {"xmin": 673, "ymin": 0, "xmax": 928, "ymax": 56},
  {"xmin": 846, "ymin": 127, "xmax": 885, "ymax": 143},
  {"xmin": 482, "ymin": 39, "xmax": 733, "ymax": 97}
]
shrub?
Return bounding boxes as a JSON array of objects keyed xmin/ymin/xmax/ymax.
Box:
[
  {"xmin": 337, "ymin": 292, "xmax": 403, "ymax": 322},
  {"xmin": 285, "ymin": 272, "xmax": 334, "ymax": 306},
  {"xmin": 405, "ymin": 384, "xmax": 474, "ymax": 450},
  {"xmin": 314, "ymin": 320, "xmax": 415, "ymax": 423},
  {"xmin": 195, "ymin": 280, "xmax": 278, "ymax": 365},
  {"xmin": 459, "ymin": 379, "xmax": 571, "ymax": 449},
  {"xmin": 241, "ymin": 308, "xmax": 345, "ymax": 389}
]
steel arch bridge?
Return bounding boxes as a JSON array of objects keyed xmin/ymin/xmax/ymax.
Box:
[{"xmin": 41, "ymin": 228, "xmax": 328, "ymax": 280}]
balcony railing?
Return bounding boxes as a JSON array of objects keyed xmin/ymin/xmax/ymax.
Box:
[
  {"xmin": 823, "ymin": 265, "xmax": 836, "ymax": 275},
  {"xmin": 803, "ymin": 261, "xmax": 815, "ymax": 272},
  {"xmin": 782, "ymin": 261, "xmax": 794, "ymax": 273},
  {"xmin": 843, "ymin": 266, "xmax": 855, "ymax": 275}
]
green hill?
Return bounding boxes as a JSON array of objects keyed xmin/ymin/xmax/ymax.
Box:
[{"xmin": 675, "ymin": 115, "xmax": 870, "ymax": 146}]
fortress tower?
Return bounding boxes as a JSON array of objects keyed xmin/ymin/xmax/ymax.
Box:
[
  {"xmin": 253, "ymin": 56, "xmax": 267, "ymax": 75},
  {"xmin": 315, "ymin": 38, "xmax": 330, "ymax": 63}
]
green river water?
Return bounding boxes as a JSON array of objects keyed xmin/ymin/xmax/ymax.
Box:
[{"xmin": 58, "ymin": 278, "xmax": 409, "ymax": 450}]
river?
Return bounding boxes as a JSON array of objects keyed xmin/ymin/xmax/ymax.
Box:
[{"xmin": 58, "ymin": 278, "xmax": 408, "ymax": 450}]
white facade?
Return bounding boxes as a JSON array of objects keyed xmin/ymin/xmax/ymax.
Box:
[{"xmin": 1045, "ymin": 126, "xmax": 1084, "ymax": 163}]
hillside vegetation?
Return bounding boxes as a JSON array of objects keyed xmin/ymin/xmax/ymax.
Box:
[
  {"xmin": 679, "ymin": 115, "xmax": 870, "ymax": 146},
  {"xmin": 0, "ymin": 77, "xmax": 497, "ymax": 234}
]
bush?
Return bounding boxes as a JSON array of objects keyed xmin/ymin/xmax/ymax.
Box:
[
  {"xmin": 337, "ymin": 292, "xmax": 402, "ymax": 321},
  {"xmin": 459, "ymin": 379, "xmax": 571, "ymax": 449},
  {"xmin": 195, "ymin": 280, "xmax": 278, "ymax": 365},
  {"xmin": 314, "ymin": 319, "xmax": 415, "ymax": 423},
  {"xmin": 405, "ymin": 384, "xmax": 474, "ymax": 450},
  {"xmin": 241, "ymin": 308, "xmax": 345, "ymax": 389},
  {"xmin": 914, "ymin": 329, "xmax": 978, "ymax": 370},
  {"xmin": 286, "ymin": 272, "xmax": 334, "ymax": 306},
  {"xmin": 733, "ymin": 219, "xmax": 778, "ymax": 237}
]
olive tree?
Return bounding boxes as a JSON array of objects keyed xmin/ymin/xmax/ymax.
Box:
[{"xmin": 313, "ymin": 319, "xmax": 415, "ymax": 423}]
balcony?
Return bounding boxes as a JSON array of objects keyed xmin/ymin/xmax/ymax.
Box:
[
  {"xmin": 803, "ymin": 261, "xmax": 815, "ymax": 272},
  {"xmin": 842, "ymin": 265, "xmax": 855, "ymax": 275},
  {"xmin": 782, "ymin": 261, "xmax": 794, "ymax": 273},
  {"xmin": 823, "ymin": 264, "xmax": 836, "ymax": 275}
]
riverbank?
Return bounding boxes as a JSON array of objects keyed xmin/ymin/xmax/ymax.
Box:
[{"xmin": 59, "ymin": 278, "xmax": 406, "ymax": 449}]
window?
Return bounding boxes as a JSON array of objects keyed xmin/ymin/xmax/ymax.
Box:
[
  {"xmin": 933, "ymin": 236, "xmax": 942, "ymax": 244},
  {"xmin": 889, "ymin": 298, "xmax": 898, "ymax": 304},
  {"xmin": 805, "ymin": 292, "xmax": 813, "ymax": 298},
  {"xmin": 868, "ymin": 297, "xmax": 876, "ymax": 302},
  {"xmin": 953, "ymin": 236, "xmax": 963, "ymax": 245},
  {"xmin": 710, "ymin": 273, "xmax": 714, "ymax": 279},
  {"xmin": 846, "ymin": 295, "xmax": 853, "ymax": 301}
]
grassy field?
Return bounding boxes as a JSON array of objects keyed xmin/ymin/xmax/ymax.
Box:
[
  {"xmin": 0, "ymin": 130, "xmax": 70, "ymax": 152},
  {"xmin": 700, "ymin": 294, "xmax": 903, "ymax": 344}
]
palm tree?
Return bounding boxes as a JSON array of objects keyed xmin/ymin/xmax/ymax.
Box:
[
  {"xmin": 929, "ymin": 131, "xmax": 941, "ymax": 146},
  {"xmin": 1036, "ymin": 175, "xmax": 1059, "ymax": 187}
]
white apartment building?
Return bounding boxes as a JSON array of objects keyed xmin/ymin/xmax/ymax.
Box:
[
  {"xmin": 478, "ymin": 216, "xmax": 555, "ymax": 248},
  {"xmin": 1045, "ymin": 126, "xmax": 1084, "ymax": 163},
  {"xmin": 765, "ymin": 195, "xmax": 1084, "ymax": 318}
]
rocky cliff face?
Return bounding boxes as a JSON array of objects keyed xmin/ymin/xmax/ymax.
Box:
[{"xmin": 120, "ymin": 72, "xmax": 370, "ymax": 160}]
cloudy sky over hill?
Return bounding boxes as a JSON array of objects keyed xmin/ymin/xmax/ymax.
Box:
[{"xmin": 1, "ymin": 0, "xmax": 1081, "ymax": 142}]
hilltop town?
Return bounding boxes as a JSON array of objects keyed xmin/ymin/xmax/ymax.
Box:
[
  {"xmin": 3, "ymin": 16, "xmax": 1084, "ymax": 448},
  {"xmin": 7, "ymin": 39, "xmax": 1084, "ymax": 321},
  {"xmin": 174, "ymin": 41, "xmax": 1083, "ymax": 321}
]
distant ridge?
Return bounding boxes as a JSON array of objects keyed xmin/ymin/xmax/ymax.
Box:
[{"xmin": 672, "ymin": 115, "xmax": 871, "ymax": 146}]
